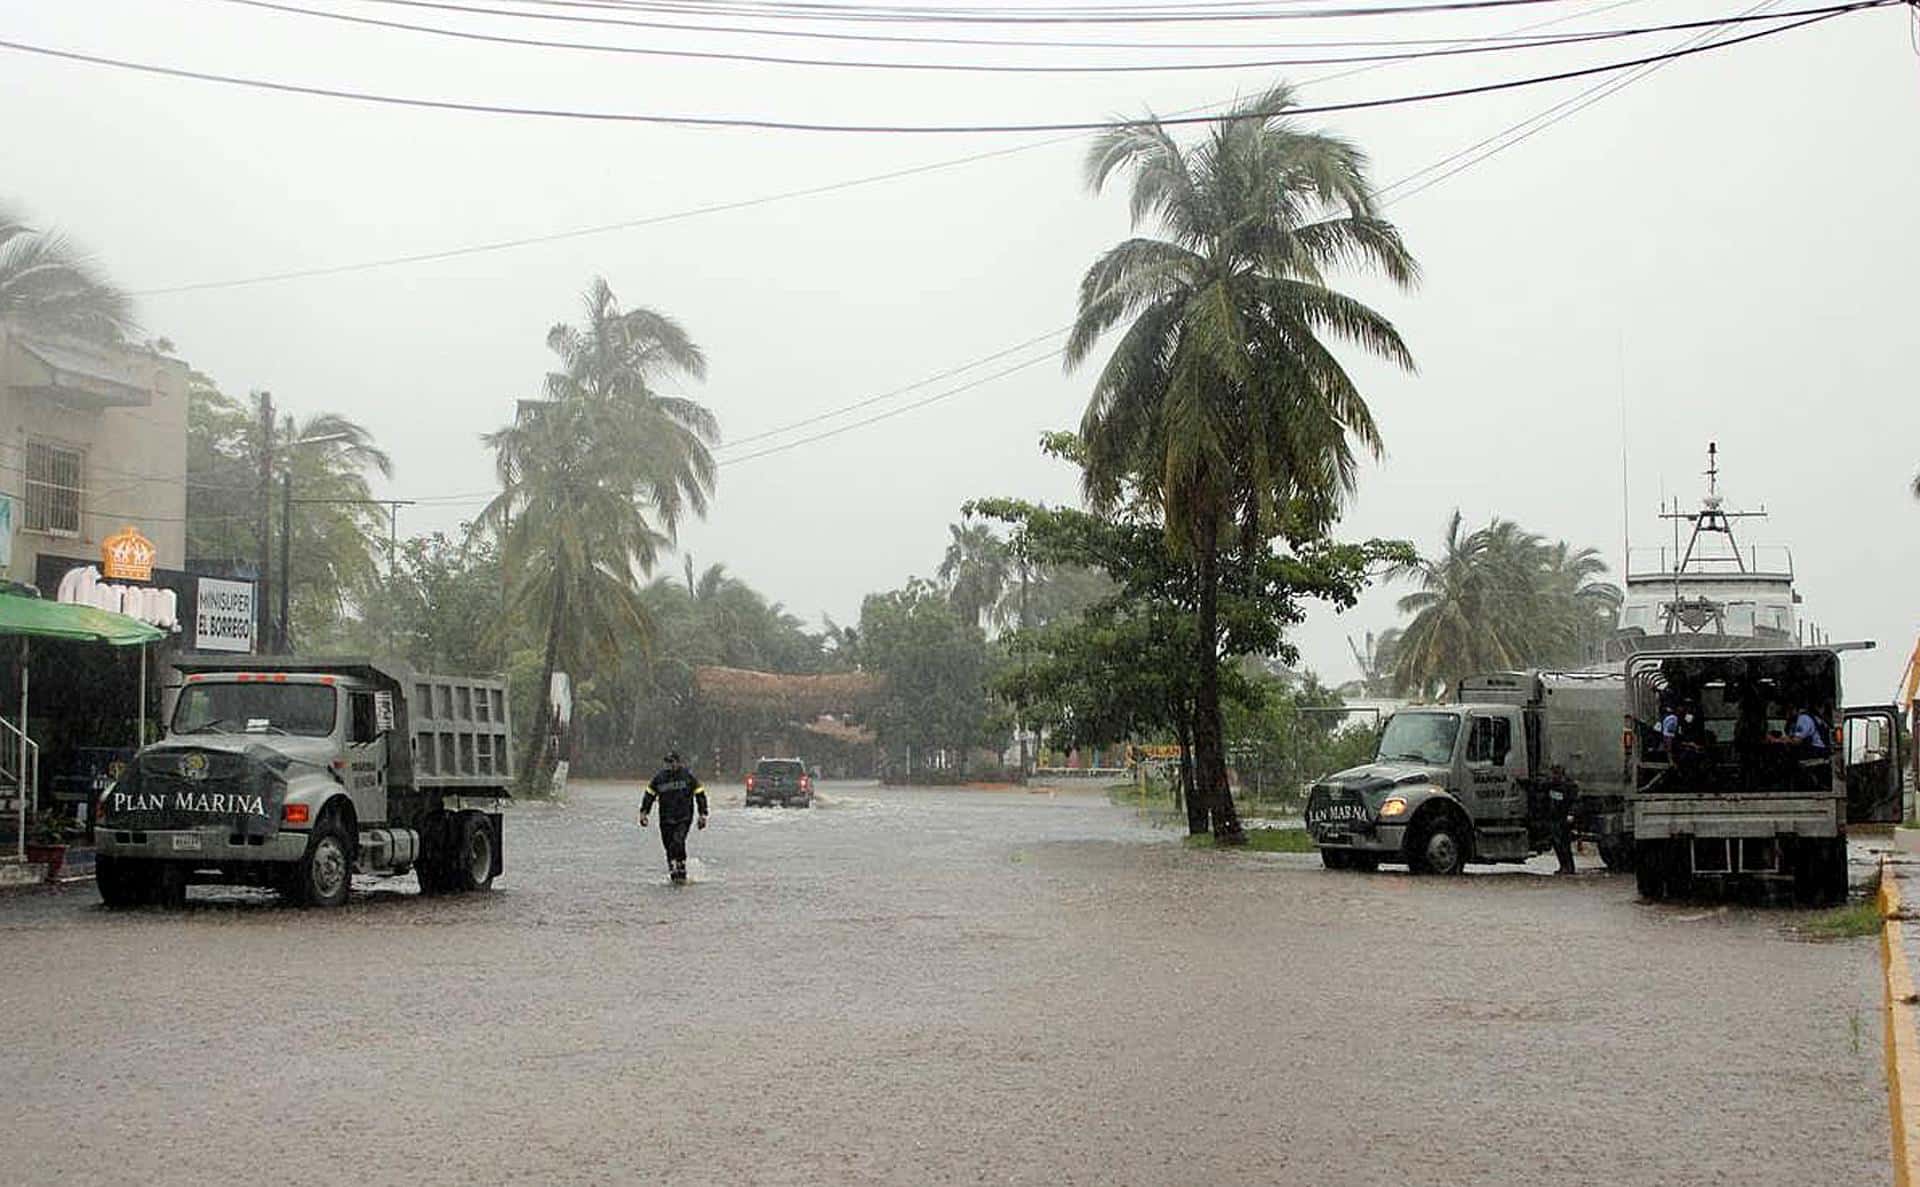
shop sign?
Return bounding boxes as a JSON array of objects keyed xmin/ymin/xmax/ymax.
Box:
[
  {"xmin": 101, "ymin": 525, "xmax": 156, "ymax": 581},
  {"xmin": 194, "ymin": 577, "xmax": 255, "ymax": 653}
]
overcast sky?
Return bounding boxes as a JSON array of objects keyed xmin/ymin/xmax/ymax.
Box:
[{"xmin": 5, "ymin": 0, "xmax": 1917, "ymax": 695}]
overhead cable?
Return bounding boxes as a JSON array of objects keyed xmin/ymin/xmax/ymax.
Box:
[
  {"xmin": 315, "ymin": 0, "xmax": 1647, "ymax": 49},
  {"xmin": 211, "ymin": 0, "xmax": 1842, "ymax": 74},
  {"xmin": 130, "ymin": 0, "xmax": 1644, "ymax": 296},
  {"xmin": 0, "ymin": 2, "xmax": 1889, "ymax": 134}
]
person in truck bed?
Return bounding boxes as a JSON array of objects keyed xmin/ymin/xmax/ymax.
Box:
[{"xmin": 639, "ymin": 750, "xmax": 709, "ymax": 883}]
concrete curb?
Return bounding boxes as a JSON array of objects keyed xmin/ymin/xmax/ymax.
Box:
[{"xmin": 1881, "ymin": 860, "xmax": 1920, "ymax": 1187}]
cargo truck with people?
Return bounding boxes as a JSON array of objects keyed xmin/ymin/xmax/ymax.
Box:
[
  {"xmin": 93, "ymin": 657, "xmax": 512, "ymax": 908},
  {"xmin": 1625, "ymin": 646, "xmax": 1900, "ymax": 904},
  {"xmin": 1304, "ymin": 670, "xmax": 1629, "ymax": 875}
]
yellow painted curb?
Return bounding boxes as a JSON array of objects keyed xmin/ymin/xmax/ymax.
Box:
[{"xmin": 1882, "ymin": 862, "xmax": 1920, "ymax": 1187}]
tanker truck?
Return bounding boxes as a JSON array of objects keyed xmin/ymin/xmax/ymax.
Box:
[{"xmin": 93, "ymin": 657, "xmax": 512, "ymax": 908}]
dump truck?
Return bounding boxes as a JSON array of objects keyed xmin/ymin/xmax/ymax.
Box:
[
  {"xmin": 93, "ymin": 657, "xmax": 512, "ymax": 908},
  {"xmin": 1304, "ymin": 670, "xmax": 1629, "ymax": 875},
  {"xmin": 1625, "ymin": 647, "xmax": 1900, "ymax": 904}
]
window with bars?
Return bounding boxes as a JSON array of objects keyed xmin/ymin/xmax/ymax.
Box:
[{"xmin": 23, "ymin": 441, "xmax": 84, "ymax": 536}]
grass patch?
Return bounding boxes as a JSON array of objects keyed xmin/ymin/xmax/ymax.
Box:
[
  {"xmin": 1799, "ymin": 899, "xmax": 1883, "ymax": 940},
  {"xmin": 1183, "ymin": 827, "xmax": 1315, "ymax": 854}
]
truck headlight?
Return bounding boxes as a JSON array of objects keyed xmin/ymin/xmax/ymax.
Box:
[{"xmin": 1378, "ymin": 796, "xmax": 1409, "ymax": 819}]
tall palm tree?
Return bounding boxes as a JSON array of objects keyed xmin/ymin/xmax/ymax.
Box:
[
  {"xmin": 938, "ymin": 520, "xmax": 1011, "ymax": 632},
  {"xmin": 1067, "ymin": 84, "xmax": 1417, "ymax": 838},
  {"xmin": 482, "ymin": 277, "xmax": 718, "ymax": 789},
  {"xmin": 0, "ymin": 203, "xmax": 136, "ymax": 341},
  {"xmin": 1391, "ymin": 514, "xmax": 1621, "ymax": 693}
]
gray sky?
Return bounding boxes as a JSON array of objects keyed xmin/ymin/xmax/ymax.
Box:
[{"xmin": 5, "ymin": 0, "xmax": 1918, "ymax": 695}]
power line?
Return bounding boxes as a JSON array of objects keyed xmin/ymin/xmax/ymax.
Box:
[
  {"xmin": 210, "ymin": 0, "xmax": 1803, "ymax": 74},
  {"xmin": 700, "ymin": 0, "xmax": 1813, "ymax": 466},
  {"xmin": 0, "ymin": 1, "xmax": 1888, "ymax": 134},
  {"xmin": 128, "ymin": 0, "xmax": 1647, "ymax": 296},
  {"xmin": 302, "ymin": 0, "xmax": 1591, "ymax": 28},
  {"xmin": 325, "ymin": 0, "xmax": 1645, "ymax": 49}
]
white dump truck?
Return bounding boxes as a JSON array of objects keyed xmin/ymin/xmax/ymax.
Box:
[{"xmin": 94, "ymin": 657, "xmax": 512, "ymax": 908}]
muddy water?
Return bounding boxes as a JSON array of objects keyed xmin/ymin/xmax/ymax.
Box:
[{"xmin": 0, "ymin": 782, "xmax": 1888, "ymax": 1185}]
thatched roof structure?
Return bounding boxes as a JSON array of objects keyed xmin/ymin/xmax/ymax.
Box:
[
  {"xmin": 692, "ymin": 666, "xmax": 884, "ymax": 717},
  {"xmin": 801, "ymin": 716, "xmax": 877, "ymax": 746}
]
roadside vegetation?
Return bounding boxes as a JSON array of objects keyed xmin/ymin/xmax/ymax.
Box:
[
  {"xmin": 1798, "ymin": 899, "xmax": 1884, "ymax": 940},
  {"xmin": 1184, "ymin": 828, "xmax": 1316, "ymax": 854}
]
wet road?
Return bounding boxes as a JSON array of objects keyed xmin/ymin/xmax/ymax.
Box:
[{"xmin": 0, "ymin": 781, "xmax": 1889, "ymax": 1185}]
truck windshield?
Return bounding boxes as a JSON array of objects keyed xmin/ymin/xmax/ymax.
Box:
[
  {"xmin": 172, "ymin": 683, "xmax": 338, "ymax": 738},
  {"xmin": 1376, "ymin": 712, "xmax": 1460, "ymax": 766}
]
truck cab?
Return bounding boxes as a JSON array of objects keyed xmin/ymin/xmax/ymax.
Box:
[
  {"xmin": 1305, "ymin": 702, "xmax": 1532, "ymax": 875},
  {"xmin": 93, "ymin": 658, "xmax": 512, "ymax": 909},
  {"xmin": 1305, "ymin": 670, "xmax": 1628, "ymax": 875}
]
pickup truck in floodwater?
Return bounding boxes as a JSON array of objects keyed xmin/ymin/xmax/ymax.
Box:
[{"xmin": 94, "ymin": 657, "xmax": 512, "ymax": 908}]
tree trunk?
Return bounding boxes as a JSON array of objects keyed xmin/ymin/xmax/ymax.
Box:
[
  {"xmin": 524, "ymin": 579, "xmax": 567, "ymax": 794},
  {"xmin": 1191, "ymin": 510, "xmax": 1245, "ymax": 844},
  {"xmin": 1175, "ymin": 710, "xmax": 1203, "ymax": 834}
]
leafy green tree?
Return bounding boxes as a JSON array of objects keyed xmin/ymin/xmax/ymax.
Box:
[
  {"xmin": 0, "ymin": 203, "xmax": 135, "ymax": 341},
  {"xmin": 482, "ymin": 277, "xmax": 718, "ymax": 789},
  {"xmin": 859, "ymin": 578, "xmax": 995, "ymax": 780},
  {"xmin": 1066, "ymin": 87, "xmax": 1417, "ymax": 839},
  {"xmin": 974, "ymin": 486, "xmax": 1408, "ymax": 832},
  {"xmin": 184, "ymin": 376, "xmax": 393, "ymax": 645}
]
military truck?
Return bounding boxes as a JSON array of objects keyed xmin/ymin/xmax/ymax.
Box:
[
  {"xmin": 1304, "ymin": 670, "xmax": 1628, "ymax": 875},
  {"xmin": 1625, "ymin": 647, "xmax": 1899, "ymax": 904},
  {"xmin": 93, "ymin": 657, "xmax": 512, "ymax": 908}
]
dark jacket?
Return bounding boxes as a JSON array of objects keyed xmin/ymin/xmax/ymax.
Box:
[{"xmin": 642, "ymin": 766, "xmax": 709, "ymax": 823}]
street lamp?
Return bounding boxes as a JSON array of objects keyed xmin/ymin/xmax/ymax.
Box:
[{"xmin": 275, "ymin": 431, "xmax": 352, "ymax": 654}]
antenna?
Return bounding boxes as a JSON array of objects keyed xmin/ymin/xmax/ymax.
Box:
[
  {"xmin": 1618, "ymin": 332, "xmax": 1631, "ymax": 578},
  {"xmin": 1705, "ymin": 441, "xmax": 1719, "ymax": 499}
]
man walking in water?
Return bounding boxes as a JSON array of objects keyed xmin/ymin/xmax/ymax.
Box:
[{"xmin": 639, "ymin": 751, "xmax": 708, "ymax": 883}]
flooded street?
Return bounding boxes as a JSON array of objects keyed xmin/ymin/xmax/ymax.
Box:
[{"xmin": 0, "ymin": 781, "xmax": 1889, "ymax": 1186}]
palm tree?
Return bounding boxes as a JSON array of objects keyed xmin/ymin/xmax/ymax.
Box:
[
  {"xmin": 1392, "ymin": 514, "xmax": 1621, "ymax": 693},
  {"xmin": 1067, "ymin": 84, "xmax": 1418, "ymax": 838},
  {"xmin": 482, "ymin": 277, "xmax": 718, "ymax": 790},
  {"xmin": 938, "ymin": 520, "xmax": 1011, "ymax": 632},
  {"xmin": 0, "ymin": 203, "xmax": 136, "ymax": 340}
]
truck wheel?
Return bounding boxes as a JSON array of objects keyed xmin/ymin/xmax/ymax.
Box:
[
  {"xmin": 1598, "ymin": 836, "xmax": 1635, "ymax": 872},
  {"xmin": 95, "ymin": 855, "xmax": 151, "ymax": 908},
  {"xmin": 148, "ymin": 862, "xmax": 189, "ymax": 909},
  {"xmin": 1634, "ymin": 841, "xmax": 1666, "ymax": 899},
  {"xmin": 1321, "ymin": 849, "xmax": 1353, "ymax": 871},
  {"xmin": 1410, "ymin": 815, "xmax": 1467, "ymax": 876},
  {"xmin": 451, "ymin": 812, "xmax": 496, "ymax": 893},
  {"xmin": 291, "ymin": 815, "xmax": 352, "ymax": 908}
]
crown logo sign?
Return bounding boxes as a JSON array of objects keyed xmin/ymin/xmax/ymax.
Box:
[{"xmin": 101, "ymin": 525, "xmax": 156, "ymax": 582}]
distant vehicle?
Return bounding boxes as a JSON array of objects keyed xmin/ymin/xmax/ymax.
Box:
[
  {"xmin": 745, "ymin": 757, "xmax": 813, "ymax": 808},
  {"xmin": 1303, "ymin": 670, "xmax": 1628, "ymax": 875},
  {"xmin": 93, "ymin": 657, "xmax": 511, "ymax": 908}
]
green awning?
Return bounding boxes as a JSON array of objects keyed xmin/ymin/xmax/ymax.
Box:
[{"xmin": 0, "ymin": 593, "xmax": 164, "ymax": 646}]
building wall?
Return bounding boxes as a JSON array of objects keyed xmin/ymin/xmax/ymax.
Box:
[{"xmin": 0, "ymin": 321, "xmax": 190, "ymax": 588}]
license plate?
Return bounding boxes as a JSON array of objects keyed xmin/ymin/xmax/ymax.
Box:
[{"xmin": 171, "ymin": 833, "xmax": 202, "ymax": 852}]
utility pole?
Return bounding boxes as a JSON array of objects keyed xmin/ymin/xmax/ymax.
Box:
[
  {"xmin": 279, "ymin": 469, "xmax": 293, "ymax": 654},
  {"xmin": 254, "ymin": 391, "xmax": 274, "ymax": 654}
]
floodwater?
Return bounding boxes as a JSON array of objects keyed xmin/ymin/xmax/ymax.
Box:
[{"xmin": 0, "ymin": 781, "xmax": 1889, "ymax": 1185}]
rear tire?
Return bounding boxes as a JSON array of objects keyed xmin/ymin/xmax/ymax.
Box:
[
  {"xmin": 1634, "ymin": 840, "xmax": 1666, "ymax": 900},
  {"xmin": 95, "ymin": 854, "xmax": 150, "ymax": 908},
  {"xmin": 1598, "ymin": 835, "xmax": 1635, "ymax": 872},
  {"xmin": 451, "ymin": 812, "xmax": 496, "ymax": 893},
  {"xmin": 1321, "ymin": 848, "xmax": 1353, "ymax": 871}
]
